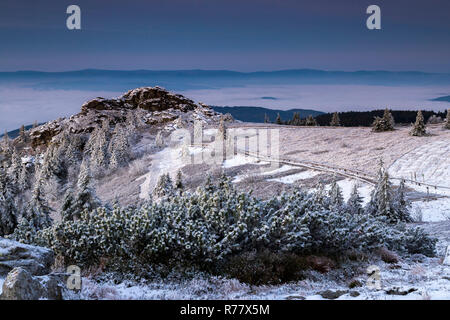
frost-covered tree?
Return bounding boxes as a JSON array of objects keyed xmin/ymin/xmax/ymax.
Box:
[
  {"xmin": 65, "ymin": 134, "xmax": 84, "ymax": 167},
  {"xmin": 372, "ymin": 108, "xmax": 395, "ymax": 132},
  {"xmin": 19, "ymin": 125, "xmax": 28, "ymax": 142},
  {"xmin": 7, "ymin": 147, "xmax": 22, "ymax": 188},
  {"xmin": 2, "ymin": 130, "xmax": 9, "ymax": 149},
  {"xmin": 154, "ymin": 173, "xmax": 174, "ymax": 198},
  {"xmin": 40, "ymin": 142, "xmax": 68, "ymax": 184},
  {"xmin": 365, "ymin": 160, "xmax": 411, "ymax": 223},
  {"xmin": 64, "ymin": 161, "xmax": 101, "ymax": 221},
  {"xmin": 313, "ymin": 182, "xmax": 327, "ymax": 207},
  {"xmin": 17, "ymin": 162, "xmax": 30, "ymax": 191},
  {"xmin": 290, "ymin": 112, "xmax": 302, "ymax": 126},
  {"xmin": 86, "ymin": 121, "xmax": 110, "ymax": 174},
  {"xmin": 275, "ymin": 113, "xmax": 282, "ymax": 125},
  {"xmin": 330, "ymin": 112, "xmax": 341, "ymax": 127},
  {"xmin": 20, "ymin": 173, "xmax": 52, "ymax": 232},
  {"xmin": 392, "ymin": 179, "xmax": 412, "ymax": 222},
  {"xmin": 175, "ymin": 170, "xmax": 184, "ymax": 192},
  {"xmin": 109, "ymin": 124, "xmax": 131, "ymax": 170},
  {"xmin": 445, "ymin": 109, "xmax": 450, "ymax": 130},
  {"xmin": 305, "ymin": 115, "xmax": 317, "ymax": 126},
  {"xmin": 328, "ymin": 177, "xmax": 344, "ymax": 208},
  {"xmin": 347, "ymin": 183, "xmax": 363, "ymax": 215},
  {"xmin": 264, "ymin": 113, "xmax": 270, "ymax": 123},
  {"xmin": 410, "ymin": 110, "xmax": 427, "ymax": 136},
  {"xmin": 0, "ymin": 166, "xmax": 17, "ymax": 236}
]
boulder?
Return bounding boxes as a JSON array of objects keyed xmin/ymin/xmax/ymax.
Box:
[
  {"xmin": 29, "ymin": 87, "xmax": 225, "ymax": 148},
  {"xmin": 0, "ymin": 267, "xmax": 42, "ymax": 300},
  {"xmin": 0, "ymin": 238, "xmax": 54, "ymax": 276},
  {"xmin": 318, "ymin": 289, "xmax": 348, "ymax": 300},
  {"xmin": 0, "ymin": 267, "xmax": 64, "ymax": 300}
]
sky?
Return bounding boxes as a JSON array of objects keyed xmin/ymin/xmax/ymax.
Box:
[{"xmin": 0, "ymin": 0, "xmax": 449, "ymax": 72}]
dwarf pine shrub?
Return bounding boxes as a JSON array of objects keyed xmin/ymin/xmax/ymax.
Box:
[{"xmin": 28, "ymin": 175, "xmax": 436, "ymax": 280}]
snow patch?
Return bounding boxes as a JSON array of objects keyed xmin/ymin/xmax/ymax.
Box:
[
  {"xmin": 412, "ymin": 198, "xmax": 450, "ymax": 222},
  {"xmin": 267, "ymin": 170, "xmax": 320, "ymax": 184}
]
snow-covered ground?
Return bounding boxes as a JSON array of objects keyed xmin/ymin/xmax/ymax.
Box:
[{"xmin": 67, "ymin": 253, "xmax": 450, "ymax": 300}]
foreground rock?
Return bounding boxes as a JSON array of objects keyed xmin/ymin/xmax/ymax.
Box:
[
  {"xmin": 0, "ymin": 267, "xmax": 63, "ymax": 300},
  {"xmin": 0, "ymin": 238, "xmax": 54, "ymax": 276}
]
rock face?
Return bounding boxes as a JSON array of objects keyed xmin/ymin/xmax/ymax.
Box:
[
  {"xmin": 30, "ymin": 87, "xmax": 226, "ymax": 148},
  {"xmin": 0, "ymin": 238, "xmax": 54, "ymax": 276},
  {"xmin": 0, "ymin": 267, "xmax": 63, "ymax": 300}
]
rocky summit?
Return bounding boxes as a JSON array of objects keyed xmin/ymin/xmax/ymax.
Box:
[{"xmin": 29, "ymin": 87, "xmax": 227, "ymax": 148}]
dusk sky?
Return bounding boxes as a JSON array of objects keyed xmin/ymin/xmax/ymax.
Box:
[{"xmin": 1, "ymin": 0, "xmax": 449, "ymax": 72}]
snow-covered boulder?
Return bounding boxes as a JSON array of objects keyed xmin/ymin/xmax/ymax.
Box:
[
  {"xmin": 0, "ymin": 267, "xmax": 63, "ymax": 300},
  {"xmin": 0, "ymin": 238, "xmax": 54, "ymax": 276}
]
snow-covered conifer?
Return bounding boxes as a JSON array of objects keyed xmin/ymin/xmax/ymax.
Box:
[
  {"xmin": 305, "ymin": 115, "xmax": 317, "ymax": 126},
  {"xmin": 109, "ymin": 124, "xmax": 131, "ymax": 169},
  {"xmin": 67, "ymin": 160, "xmax": 101, "ymax": 220},
  {"xmin": 275, "ymin": 113, "xmax": 282, "ymax": 125},
  {"xmin": 0, "ymin": 167, "xmax": 18, "ymax": 236},
  {"xmin": 154, "ymin": 173, "xmax": 174, "ymax": 198},
  {"xmin": 328, "ymin": 177, "xmax": 344, "ymax": 208},
  {"xmin": 410, "ymin": 110, "xmax": 427, "ymax": 136},
  {"xmin": 175, "ymin": 170, "xmax": 183, "ymax": 192},
  {"xmin": 22, "ymin": 173, "xmax": 52, "ymax": 231},
  {"xmin": 372, "ymin": 108, "xmax": 395, "ymax": 132},
  {"xmin": 264, "ymin": 113, "xmax": 270, "ymax": 123},
  {"xmin": 445, "ymin": 109, "xmax": 450, "ymax": 130},
  {"xmin": 365, "ymin": 159, "xmax": 410, "ymax": 223},
  {"xmin": 347, "ymin": 183, "xmax": 363, "ymax": 215},
  {"xmin": 330, "ymin": 112, "xmax": 340, "ymax": 127}
]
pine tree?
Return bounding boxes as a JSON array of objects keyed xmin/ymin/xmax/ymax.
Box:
[
  {"xmin": 264, "ymin": 113, "xmax": 270, "ymax": 123},
  {"xmin": 19, "ymin": 125, "xmax": 27, "ymax": 142},
  {"xmin": 372, "ymin": 108, "xmax": 395, "ymax": 132},
  {"xmin": 64, "ymin": 161, "xmax": 101, "ymax": 221},
  {"xmin": 2, "ymin": 130, "xmax": 9, "ymax": 149},
  {"xmin": 0, "ymin": 166, "xmax": 18, "ymax": 236},
  {"xmin": 22, "ymin": 174, "xmax": 52, "ymax": 231},
  {"xmin": 328, "ymin": 177, "xmax": 344, "ymax": 208},
  {"xmin": 347, "ymin": 183, "xmax": 363, "ymax": 215},
  {"xmin": 305, "ymin": 115, "xmax": 317, "ymax": 126},
  {"xmin": 89, "ymin": 125, "xmax": 109, "ymax": 173},
  {"xmin": 40, "ymin": 142, "xmax": 67, "ymax": 184},
  {"xmin": 7, "ymin": 147, "xmax": 22, "ymax": 188},
  {"xmin": 60, "ymin": 188, "xmax": 75, "ymax": 222},
  {"xmin": 291, "ymin": 112, "xmax": 302, "ymax": 126},
  {"xmin": 392, "ymin": 180, "xmax": 412, "ymax": 222},
  {"xmin": 32, "ymin": 121, "xmax": 38, "ymax": 129},
  {"xmin": 330, "ymin": 112, "xmax": 341, "ymax": 127},
  {"xmin": 154, "ymin": 173, "xmax": 174, "ymax": 198},
  {"xmin": 175, "ymin": 170, "xmax": 184, "ymax": 192},
  {"xmin": 109, "ymin": 124, "xmax": 131, "ymax": 170},
  {"xmin": 365, "ymin": 159, "xmax": 410, "ymax": 223},
  {"xmin": 410, "ymin": 110, "xmax": 427, "ymax": 136},
  {"xmin": 445, "ymin": 109, "xmax": 450, "ymax": 130},
  {"xmin": 276, "ymin": 113, "xmax": 282, "ymax": 125}
]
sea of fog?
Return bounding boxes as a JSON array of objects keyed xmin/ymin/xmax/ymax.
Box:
[{"xmin": 1, "ymin": 84, "xmax": 449, "ymax": 132}]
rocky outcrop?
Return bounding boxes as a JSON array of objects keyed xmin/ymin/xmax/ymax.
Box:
[
  {"xmin": 0, "ymin": 238, "xmax": 54, "ymax": 276},
  {"xmin": 29, "ymin": 87, "xmax": 227, "ymax": 148},
  {"xmin": 0, "ymin": 267, "xmax": 63, "ymax": 300}
]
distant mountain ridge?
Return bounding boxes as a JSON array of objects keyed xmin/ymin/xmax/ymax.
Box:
[
  {"xmin": 1, "ymin": 69, "xmax": 450, "ymax": 92},
  {"xmin": 432, "ymin": 95, "xmax": 450, "ymax": 102},
  {"xmin": 212, "ymin": 106, "xmax": 324, "ymax": 123}
]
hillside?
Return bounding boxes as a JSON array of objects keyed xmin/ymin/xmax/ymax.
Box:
[{"xmin": 212, "ymin": 106, "xmax": 324, "ymax": 123}]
